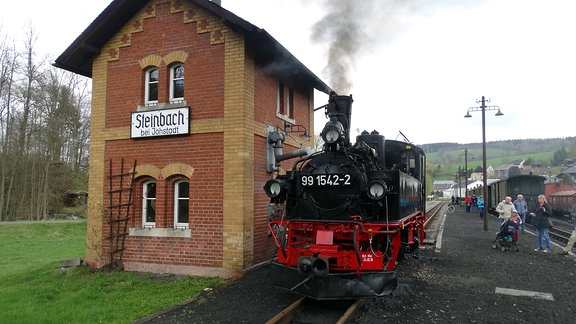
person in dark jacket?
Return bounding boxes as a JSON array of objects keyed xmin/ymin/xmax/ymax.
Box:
[
  {"xmin": 529, "ymin": 194, "xmax": 553, "ymax": 252},
  {"xmin": 513, "ymin": 194, "xmax": 528, "ymax": 233}
]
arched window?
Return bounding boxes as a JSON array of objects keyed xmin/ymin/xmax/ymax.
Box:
[
  {"xmin": 143, "ymin": 181, "xmax": 156, "ymax": 227},
  {"xmin": 145, "ymin": 67, "xmax": 159, "ymax": 105},
  {"xmin": 174, "ymin": 180, "xmax": 189, "ymax": 228},
  {"xmin": 170, "ymin": 64, "xmax": 184, "ymax": 102}
]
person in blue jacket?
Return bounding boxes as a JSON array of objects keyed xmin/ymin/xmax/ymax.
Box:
[
  {"xmin": 513, "ymin": 194, "xmax": 528, "ymax": 233},
  {"xmin": 476, "ymin": 195, "xmax": 485, "ymax": 220}
]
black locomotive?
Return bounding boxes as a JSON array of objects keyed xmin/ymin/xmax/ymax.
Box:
[{"xmin": 264, "ymin": 93, "xmax": 426, "ymax": 299}]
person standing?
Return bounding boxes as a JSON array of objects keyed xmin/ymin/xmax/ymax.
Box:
[
  {"xmin": 465, "ymin": 195, "xmax": 472, "ymax": 213},
  {"xmin": 513, "ymin": 194, "xmax": 528, "ymax": 233},
  {"xmin": 558, "ymin": 210, "xmax": 576, "ymax": 256},
  {"xmin": 495, "ymin": 196, "xmax": 515, "ymax": 224},
  {"xmin": 477, "ymin": 195, "xmax": 485, "ymax": 220},
  {"xmin": 558, "ymin": 228, "xmax": 576, "ymax": 256},
  {"xmin": 530, "ymin": 194, "xmax": 553, "ymax": 252}
]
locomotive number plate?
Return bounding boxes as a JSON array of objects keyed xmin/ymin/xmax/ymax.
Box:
[{"xmin": 300, "ymin": 174, "xmax": 352, "ymax": 187}]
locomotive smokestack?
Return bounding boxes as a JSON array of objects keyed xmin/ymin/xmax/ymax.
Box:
[{"xmin": 326, "ymin": 93, "xmax": 353, "ymax": 144}]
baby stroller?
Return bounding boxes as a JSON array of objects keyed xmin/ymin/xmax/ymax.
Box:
[{"xmin": 492, "ymin": 218, "xmax": 520, "ymax": 252}]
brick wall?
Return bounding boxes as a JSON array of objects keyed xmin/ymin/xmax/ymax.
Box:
[{"xmin": 85, "ymin": 0, "xmax": 314, "ymax": 277}]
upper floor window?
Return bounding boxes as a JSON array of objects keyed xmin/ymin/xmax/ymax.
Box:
[
  {"xmin": 277, "ymin": 81, "xmax": 285, "ymax": 115},
  {"xmin": 287, "ymin": 88, "xmax": 294, "ymax": 119},
  {"xmin": 145, "ymin": 68, "xmax": 159, "ymax": 105},
  {"xmin": 170, "ymin": 64, "xmax": 184, "ymax": 102},
  {"xmin": 174, "ymin": 180, "xmax": 189, "ymax": 228},
  {"xmin": 142, "ymin": 181, "xmax": 156, "ymax": 227},
  {"xmin": 276, "ymin": 81, "xmax": 294, "ymax": 121}
]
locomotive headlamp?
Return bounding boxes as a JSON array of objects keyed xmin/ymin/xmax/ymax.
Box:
[
  {"xmin": 264, "ymin": 179, "xmax": 287, "ymax": 198},
  {"xmin": 367, "ymin": 180, "xmax": 387, "ymax": 200},
  {"xmin": 321, "ymin": 120, "xmax": 344, "ymax": 144}
]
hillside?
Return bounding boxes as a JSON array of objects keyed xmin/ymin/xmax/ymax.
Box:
[{"xmin": 422, "ymin": 137, "xmax": 576, "ymax": 179}]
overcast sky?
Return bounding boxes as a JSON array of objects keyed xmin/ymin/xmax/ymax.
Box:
[{"xmin": 2, "ymin": 0, "xmax": 574, "ymax": 145}]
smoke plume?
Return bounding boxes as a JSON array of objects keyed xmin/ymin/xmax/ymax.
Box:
[{"xmin": 311, "ymin": 0, "xmax": 417, "ymax": 94}]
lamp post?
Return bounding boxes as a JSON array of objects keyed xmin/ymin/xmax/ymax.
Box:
[{"xmin": 464, "ymin": 96, "xmax": 503, "ymax": 231}]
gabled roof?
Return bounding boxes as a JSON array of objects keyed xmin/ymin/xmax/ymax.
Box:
[
  {"xmin": 494, "ymin": 164, "xmax": 517, "ymax": 171},
  {"xmin": 549, "ymin": 189, "xmax": 576, "ymax": 197},
  {"xmin": 558, "ymin": 166, "xmax": 576, "ymax": 176},
  {"xmin": 53, "ymin": 0, "xmax": 331, "ymax": 94},
  {"xmin": 433, "ymin": 180, "xmax": 454, "ymax": 185}
]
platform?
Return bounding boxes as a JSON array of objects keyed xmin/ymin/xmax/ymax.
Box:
[
  {"xmin": 140, "ymin": 204, "xmax": 576, "ymax": 323},
  {"xmin": 384, "ymin": 204, "xmax": 576, "ymax": 322}
]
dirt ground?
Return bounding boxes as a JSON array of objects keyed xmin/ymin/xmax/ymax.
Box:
[{"xmin": 140, "ymin": 208, "xmax": 576, "ymax": 323}]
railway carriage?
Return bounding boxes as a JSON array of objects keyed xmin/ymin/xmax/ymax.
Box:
[
  {"xmin": 548, "ymin": 190, "xmax": 576, "ymax": 218},
  {"xmin": 469, "ymin": 174, "xmax": 545, "ymax": 220}
]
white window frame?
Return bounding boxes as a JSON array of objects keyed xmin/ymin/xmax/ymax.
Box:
[
  {"xmin": 169, "ymin": 64, "xmax": 185, "ymax": 102},
  {"xmin": 276, "ymin": 80, "xmax": 295, "ymax": 123},
  {"xmin": 142, "ymin": 181, "xmax": 156, "ymax": 228},
  {"xmin": 174, "ymin": 180, "xmax": 189, "ymax": 229},
  {"xmin": 145, "ymin": 67, "xmax": 159, "ymax": 105}
]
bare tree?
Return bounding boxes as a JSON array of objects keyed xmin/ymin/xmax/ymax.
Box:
[{"xmin": 0, "ymin": 26, "xmax": 90, "ymax": 221}]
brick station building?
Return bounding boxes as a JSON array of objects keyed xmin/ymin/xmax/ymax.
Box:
[{"xmin": 54, "ymin": 0, "xmax": 330, "ymax": 278}]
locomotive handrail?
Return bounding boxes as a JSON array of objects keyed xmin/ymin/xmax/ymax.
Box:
[{"xmin": 267, "ymin": 222, "xmax": 287, "ymax": 260}]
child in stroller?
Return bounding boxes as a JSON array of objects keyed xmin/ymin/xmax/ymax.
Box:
[{"xmin": 492, "ymin": 210, "xmax": 522, "ymax": 251}]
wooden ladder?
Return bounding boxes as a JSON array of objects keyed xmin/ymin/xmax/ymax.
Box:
[{"xmin": 106, "ymin": 158, "xmax": 137, "ymax": 270}]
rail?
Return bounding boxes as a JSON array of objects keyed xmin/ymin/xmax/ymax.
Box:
[{"xmin": 266, "ymin": 297, "xmax": 360, "ymax": 324}]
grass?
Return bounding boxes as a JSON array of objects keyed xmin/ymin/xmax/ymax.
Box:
[
  {"xmin": 0, "ymin": 221, "xmax": 226, "ymax": 323},
  {"xmin": 427, "ymin": 148, "xmax": 556, "ymax": 178}
]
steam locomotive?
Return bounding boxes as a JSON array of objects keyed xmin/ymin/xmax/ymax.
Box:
[{"xmin": 264, "ymin": 93, "xmax": 426, "ymax": 300}]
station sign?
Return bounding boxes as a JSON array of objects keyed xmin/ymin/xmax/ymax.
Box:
[{"xmin": 131, "ymin": 107, "xmax": 189, "ymax": 138}]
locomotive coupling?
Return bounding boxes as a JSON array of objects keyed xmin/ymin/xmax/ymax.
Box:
[{"xmin": 298, "ymin": 256, "xmax": 329, "ymax": 277}]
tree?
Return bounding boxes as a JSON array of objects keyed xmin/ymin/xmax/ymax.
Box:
[
  {"xmin": 552, "ymin": 148, "xmax": 568, "ymax": 166},
  {"xmin": 0, "ymin": 26, "xmax": 90, "ymax": 221}
]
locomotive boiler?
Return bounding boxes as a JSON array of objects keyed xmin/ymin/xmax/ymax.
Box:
[{"xmin": 264, "ymin": 93, "xmax": 427, "ymax": 300}]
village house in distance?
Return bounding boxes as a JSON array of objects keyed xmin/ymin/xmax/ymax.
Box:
[{"xmin": 54, "ymin": 0, "xmax": 331, "ymax": 278}]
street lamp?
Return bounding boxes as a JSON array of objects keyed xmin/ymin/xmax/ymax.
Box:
[{"xmin": 464, "ymin": 96, "xmax": 503, "ymax": 231}]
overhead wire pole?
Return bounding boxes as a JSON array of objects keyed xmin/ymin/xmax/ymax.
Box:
[
  {"xmin": 456, "ymin": 165, "xmax": 462, "ymax": 199},
  {"xmin": 464, "ymin": 148, "xmax": 469, "ymax": 199},
  {"xmin": 464, "ymin": 96, "xmax": 504, "ymax": 231}
]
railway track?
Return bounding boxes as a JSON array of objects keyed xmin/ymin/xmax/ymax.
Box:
[
  {"xmin": 266, "ymin": 297, "xmax": 361, "ymax": 324},
  {"xmin": 422, "ymin": 201, "xmax": 447, "ymax": 245},
  {"xmin": 544, "ymin": 224, "xmax": 574, "ymax": 249}
]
